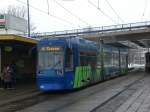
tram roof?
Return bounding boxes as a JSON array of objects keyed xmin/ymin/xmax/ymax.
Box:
[{"xmin": 0, "ymin": 34, "xmax": 37, "ymax": 44}]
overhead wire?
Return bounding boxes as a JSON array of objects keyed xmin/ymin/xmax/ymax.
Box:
[
  {"xmin": 53, "ymin": 0, "xmax": 91, "ymax": 26},
  {"xmin": 141, "ymin": 0, "xmax": 148, "ymax": 21},
  {"xmin": 88, "ymin": 0, "xmax": 117, "ymax": 24},
  {"xmin": 15, "ymin": 0, "xmax": 82, "ymax": 28},
  {"xmin": 104, "ymin": 0, "xmax": 124, "ymax": 23}
]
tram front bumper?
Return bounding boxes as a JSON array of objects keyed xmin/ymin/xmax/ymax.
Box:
[{"xmin": 39, "ymin": 83, "xmax": 65, "ymax": 91}]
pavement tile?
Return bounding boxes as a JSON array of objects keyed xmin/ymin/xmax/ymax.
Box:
[{"xmin": 18, "ymin": 72, "xmax": 145, "ymax": 112}]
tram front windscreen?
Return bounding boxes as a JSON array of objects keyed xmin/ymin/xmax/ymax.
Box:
[{"xmin": 38, "ymin": 46, "xmax": 64, "ymax": 71}]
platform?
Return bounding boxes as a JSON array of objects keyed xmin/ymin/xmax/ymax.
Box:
[
  {"xmin": 0, "ymin": 81, "xmax": 39, "ymax": 107},
  {"xmin": 0, "ymin": 70, "xmax": 149, "ymax": 112},
  {"xmin": 115, "ymin": 76, "xmax": 150, "ymax": 112},
  {"xmin": 14, "ymin": 70, "xmax": 149, "ymax": 112}
]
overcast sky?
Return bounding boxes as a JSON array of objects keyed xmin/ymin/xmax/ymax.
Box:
[{"xmin": 0, "ymin": 0, "xmax": 150, "ymax": 32}]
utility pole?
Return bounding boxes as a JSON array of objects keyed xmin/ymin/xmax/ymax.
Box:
[
  {"xmin": 47, "ymin": 0, "xmax": 50, "ymax": 15},
  {"xmin": 27, "ymin": 0, "xmax": 30, "ymax": 37},
  {"xmin": 98, "ymin": 0, "xmax": 100, "ymax": 9}
]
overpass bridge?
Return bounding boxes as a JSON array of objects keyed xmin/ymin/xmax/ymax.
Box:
[{"xmin": 31, "ymin": 21, "xmax": 150, "ymax": 48}]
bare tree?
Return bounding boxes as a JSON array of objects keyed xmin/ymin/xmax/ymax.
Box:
[
  {"xmin": 0, "ymin": 5, "xmax": 36, "ymax": 32},
  {"xmin": 7, "ymin": 5, "xmax": 26, "ymax": 19}
]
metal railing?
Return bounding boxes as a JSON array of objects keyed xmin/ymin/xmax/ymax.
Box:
[{"xmin": 31, "ymin": 21, "xmax": 150, "ymax": 38}]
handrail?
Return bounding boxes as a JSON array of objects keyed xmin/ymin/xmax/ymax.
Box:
[{"xmin": 31, "ymin": 21, "xmax": 150, "ymax": 38}]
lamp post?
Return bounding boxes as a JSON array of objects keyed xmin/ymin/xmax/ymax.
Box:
[
  {"xmin": 27, "ymin": 0, "xmax": 30, "ymax": 37},
  {"xmin": 47, "ymin": 0, "xmax": 50, "ymax": 15},
  {"xmin": 98, "ymin": 0, "xmax": 99, "ymax": 9}
]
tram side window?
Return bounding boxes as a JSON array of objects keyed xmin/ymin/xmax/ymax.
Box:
[
  {"xmin": 120, "ymin": 54, "xmax": 126, "ymax": 67},
  {"xmin": 112, "ymin": 53, "xmax": 119, "ymax": 68},
  {"xmin": 80, "ymin": 52, "xmax": 97, "ymax": 68},
  {"xmin": 38, "ymin": 52, "xmax": 44, "ymax": 69},
  {"xmin": 97, "ymin": 52, "xmax": 101, "ymax": 67},
  {"xmin": 115, "ymin": 53, "xmax": 119, "ymax": 67},
  {"xmin": 65, "ymin": 48, "xmax": 73, "ymax": 71},
  {"xmin": 80, "ymin": 52, "xmax": 87, "ymax": 66},
  {"xmin": 104, "ymin": 52, "xmax": 112, "ymax": 67},
  {"xmin": 38, "ymin": 52, "xmax": 49, "ymax": 69},
  {"xmin": 112, "ymin": 53, "xmax": 115, "ymax": 67},
  {"xmin": 123, "ymin": 55, "xmax": 127, "ymax": 67}
]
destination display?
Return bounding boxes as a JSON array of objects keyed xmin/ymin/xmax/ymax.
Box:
[{"xmin": 40, "ymin": 46, "xmax": 63, "ymax": 52}]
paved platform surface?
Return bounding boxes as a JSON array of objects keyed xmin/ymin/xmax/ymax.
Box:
[
  {"xmin": 0, "ymin": 71, "xmax": 149, "ymax": 112},
  {"xmin": 93, "ymin": 72, "xmax": 150, "ymax": 112},
  {"xmin": 18, "ymin": 71, "xmax": 149, "ymax": 112},
  {"xmin": 0, "ymin": 81, "xmax": 39, "ymax": 106},
  {"xmin": 115, "ymin": 75, "xmax": 150, "ymax": 112}
]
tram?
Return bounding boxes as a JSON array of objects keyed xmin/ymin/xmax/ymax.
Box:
[{"xmin": 36, "ymin": 37, "xmax": 128, "ymax": 91}]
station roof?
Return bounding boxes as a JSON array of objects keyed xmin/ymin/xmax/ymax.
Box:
[{"xmin": 0, "ymin": 34, "xmax": 37, "ymax": 44}]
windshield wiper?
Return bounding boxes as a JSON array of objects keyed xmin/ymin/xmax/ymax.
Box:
[{"xmin": 52, "ymin": 61, "xmax": 62, "ymax": 68}]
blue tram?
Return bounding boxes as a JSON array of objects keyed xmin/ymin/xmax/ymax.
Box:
[{"xmin": 36, "ymin": 37, "xmax": 128, "ymax": 91}]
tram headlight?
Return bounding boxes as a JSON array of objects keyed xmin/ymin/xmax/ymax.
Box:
[{"xmin": 40, "ymin": 85, "xmax": 44, "ymax": 89}]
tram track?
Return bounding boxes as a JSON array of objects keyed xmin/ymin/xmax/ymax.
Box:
[
  {"xmin": 91, "ymin": 74, "xmax": 148, "ymax": 112},
  {"xmin": 0, "ymin": 71, "xmax": 145, "ymax": 112},
  {"xmin": 0, "ymin": 91, "xmax": 72, "ymax": 112},
  {"xmin": 49, "ymin": 72, "xmax": 145, "ymax": 112},
  {"xmin": 21, "ymin": 72, "xmax": 145, "ymax": 112}
]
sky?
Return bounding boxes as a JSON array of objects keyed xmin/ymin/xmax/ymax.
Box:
[{"xmin": 0, "ymin": 0, "xmax": 150, "ymax": 33}]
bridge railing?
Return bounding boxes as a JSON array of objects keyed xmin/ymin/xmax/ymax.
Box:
[{"xmin": 31, "ymin": 21, "xmax": 150, "ymax": 38}]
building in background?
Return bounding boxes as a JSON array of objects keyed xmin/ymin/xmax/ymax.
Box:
[
  {"xmin": 0, "ymin": 14, "xmax": 27, "ymax": 34},
  {"xmin": 128, "ymin": 48, "xmax": 148, "ymax": 68}
]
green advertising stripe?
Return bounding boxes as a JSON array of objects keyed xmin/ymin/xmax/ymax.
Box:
[
  {"xmin": 83, "ymin": 67, "xmax": 86, "ymax": 80},
  {"xmin": 74, "ymin": 66, "xmax": 103, "ymax": 88},
  {"xmin": 77, "ymin": 67, "xmax": 82, "ymax": 87},
  {"xmin": 74, "ymin": 67, "xmax": 82, "ymax": 88},
  {"xmin": 74, "ymin": 67, "xmax": 79, "ymax": 88},
  {"xmin": 74, "ymin": 66, "xmax": 92, "ymax": 88}
]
